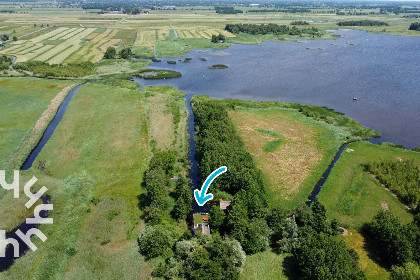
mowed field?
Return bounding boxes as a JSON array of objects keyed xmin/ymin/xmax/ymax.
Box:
[
  {"xmin": 0, "ymin": 82, "xmax": 153, "ymax": 279},
  {"xmin": 228, "ymin": 107, "xmax": 342, "ymax": 210}
]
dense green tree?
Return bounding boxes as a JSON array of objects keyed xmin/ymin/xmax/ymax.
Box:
[
  {"xmin": 409, "ymin": 22, "xmax": 420, "ymax": 31},
  {"xmin": 280, "ymin": 216, "xmax": 299, "ymax": 253},
  {"xmin": 391, "ymin": 262, "xmax": 420, "ymax": 280},
  {"xmin": 138, "ymin": 225, "xmax": 175, "ymax": 259},
  {"xmin": 103, "ymin": 46, "xmax": 116, "ymax": 59},
  {"xmin": 120, "ymin": 47, "xmax": 132, "ymax": 59},
  {"xmin": 293, "ymin": 233, "xmax": 366, "ymax": 280},
  {"xmin": 366, "ymin": 211, "xmax": 413, "ymax": 267},
  {"xmin": 173, "ymin": 177, "xmax": 192, "ymax": 220},
  {"xmin": 209, "ymin": 205, "xmax": 226, "ymax": 233},
  {"xmin": 211, "ymin": 33, "xmax": 226, "ymax": 43},
  {"xmin": 0, "ymin": 34, "xmax": 9, "ymax": 41},
  {"xmin": 266, "ymin": 205, "xmax": 287, "ymax": 242},
  {"xmin": 12, "ymin": 36, "xmax": 17, "ymax": 41}
]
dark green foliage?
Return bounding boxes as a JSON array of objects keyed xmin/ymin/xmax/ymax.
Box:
[
  {"xmin": 0, "ymin": 34, "xmax": 9, "ymax": 41},
  {"xmin": 144, "ymin": 206, "xmax": 164, "ymax": 225},
  {"xmin": 209, "ymin": 206, "xmax": 226, "ymax": 233},
  {"xmin": 138, "ymin": 225, "xmax": 176, "ymax": 259},
  {"xmin": 337, "ymin": 20, "xmax": 388, "ymax": 26},
  {"xmin": 364, "ymin": 160, "xmax": 419, "ymax": 208},
  {"xmin": 0, "ymin": 55, "xmax": 12, "ymax": 70},
  {"xmin": 291, "ymin": 21, "xmax": 309, "ymax": 25},
  {"xmin": 199, "ymin": 57, "xmax": 207, "ymax": 61},
  {"xmin": 14, "ymin": 61, "xmax": 95, "ymax": 77},
  {"xmin": 215, "ymin": 6, "xmax": 243, "ymax": 14},
  {"xmin": 172, "ymin": 177, "xmax": 192, "ymax": 221},
  {"xmin": 12, "ymin": 36, "xmax": 17, "ymax": 41},
  {"xmin": 366, "ymin": 211, "xmax": 413, "ymax": 267},
  {"xmin": 160, "ymin": 236, "xmax": 246, "ymax": 280},
  {"xmin": 293, "ymin": 233, "xmax": 366, "ymax": 280},
  {"xmin": 391, "ymin": 262, "xmax": 420, "ymax": 280},
  {"xmin": 151, "ymin": 58, "xmax": 161, "ymax": 62},
  {"xmin": 409, "ymin": 22, "xmax": 420, "ymax": 31},
  {"xmin": 119, "ymin": 47, "xmax": 132, "ymax": 59},
  {"xmin": 208, "ymin": 64, "xmax": 228, "ymax": 69},
  {"xmin": 167, "ymin": 60, "xmax": 177, "ymax": 64},
  {"xmin": 143, "ymin": 151, "xmax": 176, "ymax": 211},
  {"xmin": 266, "ymin": 205, "xmax": 288, "ymax": 242},
  {"xmin": 103, "ymin": 46, "xmax": 116, "ymax": 59},
  {"xmin": 225, "ymin": 23, "xmax": 323, "ymax": 37},
  {"xmin": 311, "ymin": 197, "xmax": 329, "ymax": 233},
  {"xmin": 211, "ymin": 33, "xmax": 226, "ymax": 43}
]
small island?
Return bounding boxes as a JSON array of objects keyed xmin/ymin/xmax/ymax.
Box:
[{"xmin": 208, "ymin": 64, "xmax": 228, "ymax": 69}]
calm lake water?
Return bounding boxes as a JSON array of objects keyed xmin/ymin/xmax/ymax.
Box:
[{"xmin": 135, "ymin": 29, "xmax": 420, "ymax": 148}]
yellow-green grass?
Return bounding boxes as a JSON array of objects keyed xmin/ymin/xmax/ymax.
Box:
[
  {"xmin": 90, "ymin": 59, "xmax": 151, "ymax": 77},
  {"xmin": 343, "ymin": 232, "xmax": 390, "ymax": 280},
  {"xmin": 114, "ymin": 28, "xmax": 137, "ymax": 46},
  {"xmin": 81, "ymin": 29, "xmax": 121, "ymax": 62},
  {"xmin": 318, "ymin": 141, "xmax": 417, "ymax": 229},
  {"xmin": 0, "ymin": 77, "xmax": 74, "ymax": 171},
  {"xmin": 240, "ymin": 250, "xmax": 294, "ymax": 280},
  {"xmin": 0, "ymin": 83, "xmax": 152, "ymax": 279},
  {"xmin": 229, "ymin": 107, "xmax": 343, "ymax": 210},
  {"xmin": 144, "ymin": 86, "xmax": 189, "ymax": 168}
]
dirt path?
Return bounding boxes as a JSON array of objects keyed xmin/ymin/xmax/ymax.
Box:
[{"xmin": 8, "ymin": 84, "xmax": 77, "ymax": 169}]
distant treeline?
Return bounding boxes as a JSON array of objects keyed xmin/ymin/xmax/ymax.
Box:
[
  {"xmin": 365, "ymin": 160, "xmax": 420, "ymax": 209},
  {"xmin": 337, "ymin": 20, "xmax": 389, "ymax": 26},
  {"xmin": 214, "ymin": 6, "xmax": 243, "ymax": 14},
  {"xmin": 409, "ymin": 22, "xmax": 420, "ymax": 31},
  {"xmin": 225, "ymin": 23, "xmax": 322, "ymax": 36},
  {"xmin": 291, "ymin": 21, "xmax": 309, "ymax": 25},
  {"xmin": 247, "ymin": 8, "xmax": 311, "ymax": 13}
]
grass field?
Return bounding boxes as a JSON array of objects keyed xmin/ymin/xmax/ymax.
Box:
[
  {"xmin": 228, "ymin": 107, "xmax": 343, "ymax": 210},
  {"xmin": 0, "ymin": 77, "xmax": 74, "ymax": 171},
  {"xmin": 0, "ymin": 82, "xmax": 152, "ymax": 279},
  {"xmin": 240, "ymin": 250, "xmax": 295, "ymax": 280},
  {"xmin": 318, "ymin": 141, "xmax": 417, "ymax": 228}
]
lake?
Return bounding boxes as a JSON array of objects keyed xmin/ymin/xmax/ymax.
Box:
[{"xmin": 135, "ymin": 29, "xmax": 420, "ymax": 148}]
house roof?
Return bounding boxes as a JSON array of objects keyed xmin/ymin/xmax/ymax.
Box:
[
  {"xmin": 219, "ymin": 200, "xmax": 231, "ymax": 210},
  {"xmin": 194, "ymin": 223, "xmax": 211, "ymax": 236}
]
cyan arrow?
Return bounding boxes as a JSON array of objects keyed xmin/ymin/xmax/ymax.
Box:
[{"xmin": 194, "ymin": 166, "xmax": 227, "ymax": 206}]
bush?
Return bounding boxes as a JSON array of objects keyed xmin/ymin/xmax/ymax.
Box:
[
  {"xmin": 103, "ymin": 46, "xmax": 116, "ymax": 59},
  {"xmin": 138, "ymin": 225, "xmax": 175, "ymax": 259},
  {"xmin": 409, "ymin": 22, "xmax": 420, "ymax": 31},
  {"xmin": 120, "ymin": 47, "xmax": 132, "ymax": 59}
]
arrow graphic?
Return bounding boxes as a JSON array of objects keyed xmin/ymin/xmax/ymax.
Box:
[{"xmin": 194, "ymin": 166, "xmax": 227, "ymax": 206}]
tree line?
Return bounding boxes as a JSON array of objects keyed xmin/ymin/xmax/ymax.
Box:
[
  {"xmin": 364, "ymin": 160, "xmax": 419, "ymax": 209},
  {"xmin": 14, "ymin": 61, "xmax": 95, "ymax": 77},
  {"xmin": 214, "ymin": 6, "xmax": 243, "ymax": 14},
  {"xmin": 337, "ymin": 20, "xmax": 389, "ymax": 26},
  {"xmin": 225, "ymin": 23, "xmax": 322, "ymax": 36}
]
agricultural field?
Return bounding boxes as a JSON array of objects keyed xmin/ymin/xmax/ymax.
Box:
[{"xmin": 228, "ymin": 107, "xmax": 344, "ymax": 210}]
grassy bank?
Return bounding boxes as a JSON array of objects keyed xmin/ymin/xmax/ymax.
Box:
[{"xmin": 0, "ymin": 77, "xmax": 74, "ymax": 170}]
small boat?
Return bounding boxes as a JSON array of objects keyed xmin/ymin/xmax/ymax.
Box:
[{"xmin": 353, "ymin": 97, "xmax": 358, "ymax": 101}]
